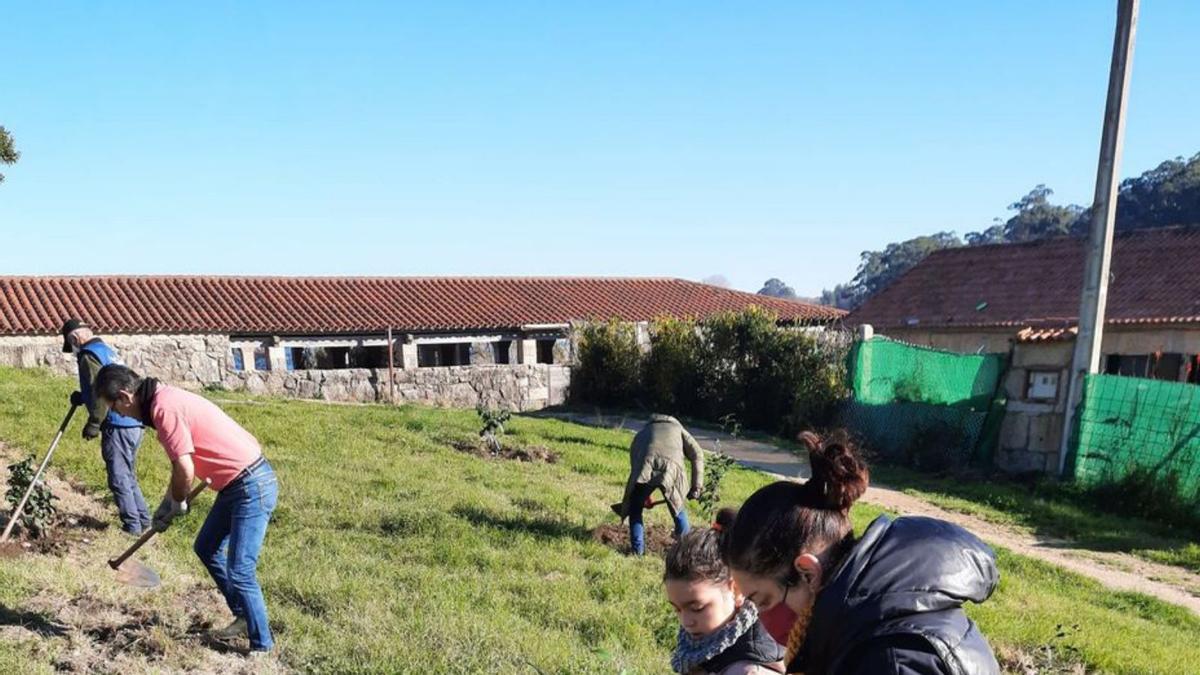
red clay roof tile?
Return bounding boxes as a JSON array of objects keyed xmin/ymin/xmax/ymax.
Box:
[
  {"xmin": 849, "ymin": 226, "xmax": 1200, "ymax": 331},
  {"xmin": 0, "ymin": 276, "xmax": 842, "ymax": 336}
]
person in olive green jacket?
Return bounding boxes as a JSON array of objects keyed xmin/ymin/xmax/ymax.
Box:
[{"xmin": 618, "ymin": 414, "xmax": 705, "ymax": 555}]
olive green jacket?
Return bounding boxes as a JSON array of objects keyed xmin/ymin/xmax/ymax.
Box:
[{"xmin": 619, "ymin": 414, "xmax": 705, "ymax": 518}]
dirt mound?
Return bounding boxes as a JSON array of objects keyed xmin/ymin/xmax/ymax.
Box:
[
  {"xmin": 452, "ymin": 439, "xmax": 560, "ymax": 463},
  {"xmin": 592, "ymin": 523, "xmax": 677, "ymax": 555}
]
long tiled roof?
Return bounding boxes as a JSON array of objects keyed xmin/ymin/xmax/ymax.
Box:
[
  {"xmin": 849, "ymin": 226, "xmax": 1200, "ymax": 331},
  {"xmin": 0, "ymin": 276, "xmax": 843, "ymax": 336}
]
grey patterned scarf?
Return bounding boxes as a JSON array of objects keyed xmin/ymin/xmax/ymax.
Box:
[{"xmin": 671, "ymin": 602, "xmax": 760, "ymax": 674}]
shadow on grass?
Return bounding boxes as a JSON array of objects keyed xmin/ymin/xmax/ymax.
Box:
[
  {"xmin": 0, "ymin": 605, "xmax": 70, "ymax": 638},
  {"xmin": 451, "ymin": 505, "xmax": 592, "ymax": 543},
  {"xmin": 542, "ymin": 434, "xmax": 628, "ymax": 453}
]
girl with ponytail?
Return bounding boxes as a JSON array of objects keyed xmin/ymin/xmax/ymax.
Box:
[{"xmin": 721, "ymin": 430, "xmax": 1001, "ymax": 675}]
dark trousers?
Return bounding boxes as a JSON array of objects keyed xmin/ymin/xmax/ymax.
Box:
[
  {"xmin": 628, "ymin": 482, "xmax": 690, "ymax": 555},
  {"xmin": 101, "ymin": 425, "xmax": 151, "ymax": 534}
]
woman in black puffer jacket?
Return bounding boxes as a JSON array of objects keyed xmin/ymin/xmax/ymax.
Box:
[{"xmin": 721, "ymin": 431, "xmax": 1000, "ymax": 675}]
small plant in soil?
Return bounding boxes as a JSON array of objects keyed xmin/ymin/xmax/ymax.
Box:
[
  {"xmin": 477, "ymin": 406, "xmax": 512, "ymax": 453},
  {"xmin": 696, "ymin": 451, "xmax": 737, "ymax": 522},
  {"xmin": 5, "ymin": 456, "xmax": 56, "ymax": 538}
]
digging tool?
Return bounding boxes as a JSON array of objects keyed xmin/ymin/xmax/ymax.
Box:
[
  {"xmin": 1, "ymin": 405, "xmax": 78, "ymax": 543},
  {"xmin": 107, "ymin": 478, "xmax": 211, "ymax": 588},
  {"xmin": 610, "ymin": 494, "xmax": 666, "ymax": 516}
]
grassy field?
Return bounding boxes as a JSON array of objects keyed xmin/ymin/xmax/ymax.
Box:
[
  {"xmin": 2, "ymin": 367, "xmax": 1200, "ymax": 673},
  {"xmin": 869, "ymin": 464, "xmax": 1200, "ymax": 574}
]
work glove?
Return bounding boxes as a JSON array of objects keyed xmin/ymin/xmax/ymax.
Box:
[
  {"xmin": 82, "ymin": 421, "xmax": 101, "ymax": 441},
  {"xmin": 69, "ymin": 391, "xmax": 84, "ymax": 407},
  {"xmin": 152, "ymin": 493, "xmax": 189, "ymax": 532},
  {"xmin": 687, "ymin": 486, "xmax": 702, "ymax": 501}
]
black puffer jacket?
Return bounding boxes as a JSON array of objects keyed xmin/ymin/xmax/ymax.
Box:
[{"xmin": 790, "ymin": 515, "xmax": 1000, "ymax": 675}]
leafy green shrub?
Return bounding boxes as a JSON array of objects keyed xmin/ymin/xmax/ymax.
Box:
[
  {"xmin": 572, "ymin": 309, "xmax": 848, "ymax": 436},
  {"xmin": 477, "ymin": 406, "xmax": 512, "ymax": 453},
  {"xmin": 696, "ymin": 307, "xmax": 847, "ymax": 436},
  {"xmin": 571, "ymin": 319, "xmax": 643, "ymax": 407},
  {"xmin": 5, "ymin": 456, "xmax": 55, "ymax": 538},
  {"xmin": 642, "ymin": 316, "xmax": 703, "ymax": 414}
]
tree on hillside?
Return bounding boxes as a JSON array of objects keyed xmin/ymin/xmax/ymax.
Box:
[
  {"xmin": 965, "ymin": 224, "xmax": 1007, "ymax": 246},
  {"xmin": 757, "ymin": 278, "xmax": 797, "ymax": 299},
  {"xmin": 819, "ymin": 150, "xmax": 1200, "ymax": 311},
  {"xmin": 0, "ymin": 126, "xmax": 18, "ymax": 184},
  {"xmin": 850, "ymin": 232, "xmax": 962, "ymax": 299},
  {"xmin": 701, "ymin": 274, "xmax": 731, "ymax": 288},
  {"xmin": 999, "ymin": 185, "xmax": 1084, "ymax": 242},
  {"xmin": 820, "ymin": 283, "xmax": 862, "ymax": 310},
  {"xmin": 1113, "ymin": 152, "xmax": 1200, "ymax": 230}
]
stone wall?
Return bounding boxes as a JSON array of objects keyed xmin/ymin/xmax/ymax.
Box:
[
  {"xmin": 224, "ymin": 364, "xmax": 571, "ymax": 411},
  {"xmin": 0, "ymin": 334, "xmax": 230, "ymax": 386},
  {"xmin": 995, "ymin": 341, "xmax": 1073, "ymax": 474},
  {"xmin": 0, "ymin": 334, "xmax": 570, "ymax": 411}
]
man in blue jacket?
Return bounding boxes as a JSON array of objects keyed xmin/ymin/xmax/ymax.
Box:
[{"xmin": 61, "ymin": 318, "xmax": 151, "ymax": 535}]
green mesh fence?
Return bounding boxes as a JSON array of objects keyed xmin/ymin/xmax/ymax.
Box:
[
  {"xmin": 1071, "ymin": 374, "xmax": 1200, "ymax": 501},
  {"xmin": 842, "ymin": 337, "xmax": 1006, "ymax": 465}
]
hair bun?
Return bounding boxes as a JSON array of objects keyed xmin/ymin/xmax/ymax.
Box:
[
  {"xmin": 713, "ymin": 506, "xmax": 738, "ymax": 532},
  {"xmin": 799, "ymin": 430, "xmax": 869, "ymax": 511}
]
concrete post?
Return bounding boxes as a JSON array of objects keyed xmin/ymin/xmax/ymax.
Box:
[
  {"xmin": 400, "ymin": 340, "xmax": 419, "ymax": 370},
  {"xmin": 267, "ymin": 346, "xmax": 288, "ymax": 372},
  {"xmin": 1060, "ymin": 0, "xmax": 1138, "ymax": 477},
  {"xmin": 518, "ymin": 339, "xmax": 538, "ymax": 364}
]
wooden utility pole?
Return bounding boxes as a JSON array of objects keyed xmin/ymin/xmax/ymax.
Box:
[
  {"xmin": 1059, "ymin": 0, "xmax": 1139, "ymax": 476},
  {"xmin": 386, "ymin": 327, "xmax": 396, "ymax": 404}
]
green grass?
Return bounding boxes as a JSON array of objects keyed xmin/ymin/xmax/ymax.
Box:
[
  {"xmin": 2, "ymin": 367, "xmax": 1200, "ymax": 673},
  {"xmin": 869, "ymin": 463, "xmax": 1200, "ymax": 575}
]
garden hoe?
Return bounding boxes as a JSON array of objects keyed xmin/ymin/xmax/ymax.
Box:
[
  {"xmin": 609, "ymin": 494, "xmax": 671, "ymax": 521},
  {"xmin": 0, "ymin": 404, "xmax": 78, "ymax": 543},
  {"xmin": 107, "ymin": 478, "xmax": 211, "ymax": 588}
]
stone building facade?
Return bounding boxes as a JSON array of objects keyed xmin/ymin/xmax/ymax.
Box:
[
  {"xmin": 0, "ymin": 333, "xmax": 569, "ymax": 410},
  {"xmin": 0, "ymin": 275, "xmax": 840, "ymax": 412}
]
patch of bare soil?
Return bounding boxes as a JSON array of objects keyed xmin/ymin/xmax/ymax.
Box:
[
  {"xmin": 452, "ymin": 439, "xmax": 560, "ymax": 463},
  {"xmin": 996, "ymin": 637, "xmax": 1092, "ymax": 675},
  {"xmin": 592, "ymin": 522, "xmax": 677, "ymax": 555}
]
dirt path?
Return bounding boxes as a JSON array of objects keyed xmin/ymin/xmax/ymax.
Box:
[
  {"xmin": 0, "ymin": 442, "xmax": 290, "ymax": 674},
  {"xmin": 542, "ymin": 411, "xmax": 1200, "ymax": 616}
]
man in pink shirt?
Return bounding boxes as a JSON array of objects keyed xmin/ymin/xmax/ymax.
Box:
[{"xmin": 95, "ymin": 364, "xmax": 278, "ymax": 655}]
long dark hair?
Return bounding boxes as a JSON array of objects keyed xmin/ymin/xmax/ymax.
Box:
[{"xmin": 721, "ymin": 430, "xmax": 869, "ymax": 581}]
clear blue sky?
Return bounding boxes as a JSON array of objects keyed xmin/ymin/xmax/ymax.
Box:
[{"xmin": 1, "ymin": 2, "xmax": 1197, "ymax": 295}]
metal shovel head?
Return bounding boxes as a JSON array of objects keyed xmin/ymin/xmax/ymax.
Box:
[{"xmin": 110, "ymin": 558, "xmax": 161, "ymax": 588}]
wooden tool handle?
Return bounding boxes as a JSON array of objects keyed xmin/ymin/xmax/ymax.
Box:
[{"xmin": 107, "ymin": 477, "xmax": 211, "ymax": 569}]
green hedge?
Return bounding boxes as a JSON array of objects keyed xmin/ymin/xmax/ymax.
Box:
[{"xmin": 572, "ymin": 308, "xmax": 847, "ymax": 436}]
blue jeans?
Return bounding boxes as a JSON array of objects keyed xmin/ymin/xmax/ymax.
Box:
[
  {"xmin": 628, "ymin": 482, "xmax": 689, "ymax": 555},
  {"xmin": 193, "ymin": 460, "xmax": 278, "ymax": 651},
  {"xmin": 101, "ymin": 425, "xmax": 151, "ymax": 534}
]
